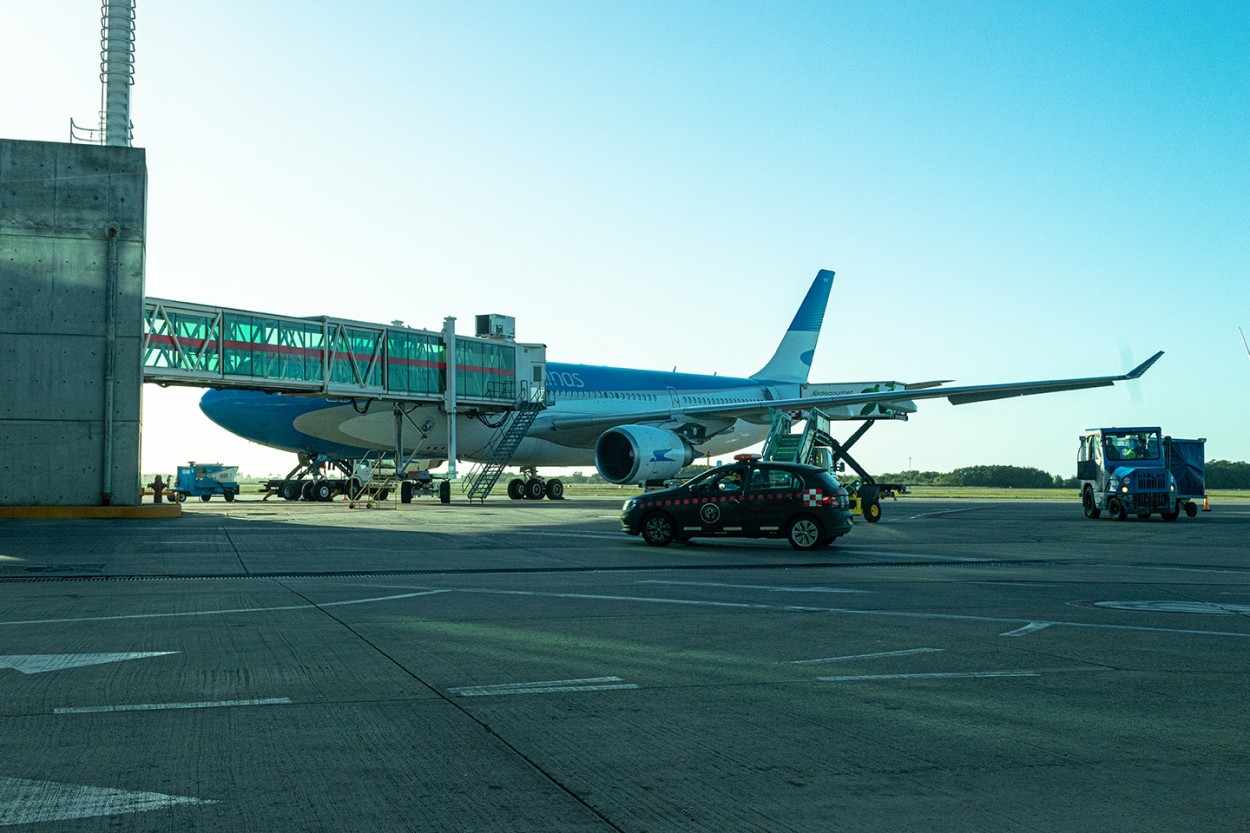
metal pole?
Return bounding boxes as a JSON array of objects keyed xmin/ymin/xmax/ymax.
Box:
[
  {"xmin": 443, "ymin": 316, "xmax": 457, "ymax": 480},
  {"xmin": 100, "ymin": 1, "xmax": 136, "ymax": 147}
]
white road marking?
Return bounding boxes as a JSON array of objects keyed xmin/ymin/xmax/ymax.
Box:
[
  {"xmin": 906, "ymin": 507, "xmax": 989, "ymax": 520},
  {"xmin": 0, "ymin": 589, "xmax": 450, "ymax": 627},
  {"xmin": 454, "ymin": 588, "xmax": 1250, "ymax": 639},
  {"xmin": 818, "ymin": 670, "xmax": 1040, "ymax": 682},
  {"xmin": 641, "ymin": 580, "xmax": 869, "ymax": 594},
  {"xmin": 0, "ymin": 777, "xmax": 213, "ymax": 826},
  {"xmin": 449, "ymin": 676, "xmax": 638, "ymax": 697},
  {"xmin": 0, "ymin": 652, "xmax": 177, "ymax": 675},
  {"xmin": 55, "ymin": 698, "xmax": 292, "ymax": 715},
  {"xmin": 791, "ymin": 647, "xmax": 943, "ymax": 665},
  {"xmin": 1094, "ymin": 600, "xmax": 1250, "ymax": 616},
  {"xmin": 1001, "ymin": 622, "xmax": 1054, "ymax": 637}
]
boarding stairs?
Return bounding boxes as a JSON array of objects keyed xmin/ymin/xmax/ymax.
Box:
[
  {"xmin": 348, "ymin": 451, "xmax": 399, "ymax": 509},
  {"xmin": 462, "ymin": 399, "xmax": 546, "ymax": 502}
]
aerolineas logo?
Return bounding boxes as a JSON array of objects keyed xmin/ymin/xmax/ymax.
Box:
[{"xmin": 650, "ymin": 449, "xmax": 676, "ymax": 463}]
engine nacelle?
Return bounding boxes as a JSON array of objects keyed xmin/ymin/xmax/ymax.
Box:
[{"xmin": 594, "ymin": 425, "xmax": 696, "ymax": 485}]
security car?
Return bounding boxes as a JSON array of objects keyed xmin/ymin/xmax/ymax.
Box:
[{"xmin": 620, "ymin": 455, "xmax": 854, "ymax": 550}]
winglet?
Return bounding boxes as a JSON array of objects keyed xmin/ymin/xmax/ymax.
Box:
[{"xmin": 1126, "ymin": 350, "xmax": 1164, "ymax": 379}]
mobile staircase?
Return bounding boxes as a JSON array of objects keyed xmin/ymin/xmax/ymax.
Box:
[
  {"xmin": 762, "ymin": 407, "xmax": 906, "ymax": 523},
  {"xmin": 462, "ymin": 399, "xmax": 546, "ymax": 502}
]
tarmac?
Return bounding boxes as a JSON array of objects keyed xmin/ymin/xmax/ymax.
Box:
[{"xmin": 2, "ymin": 495, "xmax": 1248, "ymax": 831}]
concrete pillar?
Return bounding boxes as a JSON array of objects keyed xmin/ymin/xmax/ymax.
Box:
[{"xmin": 0, "ymin": 138, "xmax": 147, "ymax": 506}]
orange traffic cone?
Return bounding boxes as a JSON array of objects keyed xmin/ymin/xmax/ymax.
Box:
[{"xmin": 1203, "ymin": 495, "xmax": 1210, "ymax": 512}]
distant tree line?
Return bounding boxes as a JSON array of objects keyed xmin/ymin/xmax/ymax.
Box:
[{"xmin": 559, "ymin": 460, "xmax": 1250, "ymax": 489}]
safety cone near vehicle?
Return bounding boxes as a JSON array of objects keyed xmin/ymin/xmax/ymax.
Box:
[{"xmin": 1203, "ymin": 495, "xmax": 1211, "ymax": 512}]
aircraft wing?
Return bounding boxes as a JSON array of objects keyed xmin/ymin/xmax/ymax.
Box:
[{"xmin": 539, "ymin": 351, "xmax": 1164, "ymax": 435}]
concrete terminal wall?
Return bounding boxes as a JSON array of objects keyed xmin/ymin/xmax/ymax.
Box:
[{"xmin": 0, "ymin": 139, "xmax": 147, "ymax": 505}]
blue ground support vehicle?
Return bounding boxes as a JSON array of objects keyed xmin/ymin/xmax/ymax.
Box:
[
  {"xmin": 1077, "ymin": 428, "xmax": 1205, "ymax": 521},
  {"xmin": 172, "ymin": 463, "xmax": 240, "ymax": 503}
]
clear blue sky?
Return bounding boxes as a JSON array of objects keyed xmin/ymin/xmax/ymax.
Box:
[{"xmin": 3, "ymin": 2, "xmax": 1247, "ymax": 478}]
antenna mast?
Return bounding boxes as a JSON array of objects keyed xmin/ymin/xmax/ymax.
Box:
[{"xmin": 70, "ymin": 1, "xmax": 137, "ymax": 146}]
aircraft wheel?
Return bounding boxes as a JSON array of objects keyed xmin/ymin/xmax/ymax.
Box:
[
  {"xmin": 401, "ymin": 481, "xmax": 414, "ymax": 504},
  {"xmin": 544, "ymin": 479, "xmax": 564, "ymax": 500},
  {"xmin": 524, "ymin": 479, "xmax": 545, "ymax": 500},
  {"xmin": 507, "ymin": 479, "xmax": 525, "ymax": 500},
  {"xmin": 312, "ymin": 481, "xmax": 333, "ymax": 502},
  {"xmin": 786, "ymin": 515, "xmax": 824, "ymax": 551},
  {"xmin": 281, "ymin": 481, "xmax": 302, "ymax": 501},
  {"xmin": 641, "ymin": 511, "xmax": 676, "ymax": 546},
  {"xmin": 1082, "ymin": 488, "xmax": 1101, "ymax": 519},
  {"xmin": 301, "ymin": 480, "xmax": 316, "ymax": 501},
  {"xmin": 200, "ymin": 494, "xmax": 212, "ymax": 502},
  {"xmin": 863, "ymin": 500, "xmax": 881, "ymax": 523}
]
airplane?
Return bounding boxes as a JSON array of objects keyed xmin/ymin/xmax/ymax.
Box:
[{"xmin": 199, "ymin": 270, "xmax": 1163, "ymax": 496}]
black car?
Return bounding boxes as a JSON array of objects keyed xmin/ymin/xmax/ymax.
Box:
[{"xmin": 620, "ymin": 456, "xmax": 854, "ymax": 550}]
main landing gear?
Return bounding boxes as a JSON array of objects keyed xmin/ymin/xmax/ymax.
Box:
[{"xmin": 505, "ymin": 466, "xmax": 564, "ymax": 500}]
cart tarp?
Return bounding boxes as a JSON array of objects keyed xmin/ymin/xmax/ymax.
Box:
[{"xmin": 1166, "ymin": 439, "xmax": 1205, "ymax": 497}]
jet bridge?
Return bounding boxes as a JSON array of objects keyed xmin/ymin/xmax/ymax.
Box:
[{"xmin": 143, "ymin": 298, "xmax": 543, "ymax": 407}]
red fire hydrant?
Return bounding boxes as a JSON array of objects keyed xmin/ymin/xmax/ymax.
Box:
[{"xmin": 150, "ymin": 474, "xmax": 165, "ymax": 503}]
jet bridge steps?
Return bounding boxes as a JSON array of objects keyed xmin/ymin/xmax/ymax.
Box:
[
  {"xmin": 762, "ymin": 407, "xmax": 907, "ymax": 522},
  {"xmin": 461, "ymin": 398, "xmax": 546, "ymax": 502}
]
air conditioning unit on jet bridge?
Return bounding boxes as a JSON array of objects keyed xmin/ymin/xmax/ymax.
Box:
[{"xmin": 475, "ymin": 314, "xmax": 516, "ymax": 340}]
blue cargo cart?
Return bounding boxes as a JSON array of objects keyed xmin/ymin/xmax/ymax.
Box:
[{"xmin": 172, "ymin": 463, "xmax": 240, "ymax": 503}]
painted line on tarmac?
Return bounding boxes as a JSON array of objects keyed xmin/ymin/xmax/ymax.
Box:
[
  {"xmin": 0, "ymin": 652, "xmax": 177, "ymax": 674},
  {"xmin": 54, "ymin": 698, "xmax": 292, "ymax": 715},
  {"xmin": 449, "ymin": 676, "xmax": 638, "ymax": 697},
  {"xmin": 0, "ymin": 589, "xmax": 450, "ymax": 627},
  {"xmin": 818, "ymin": 670, "xmax": 1040, "ymax": 682},
  {"xmin": 0, "ymin": 776, "xmax": 213, "ymax": 826},
  {"xmin": 906, "ymin": 507, "xmax": 990, "ymax": 520},
  {"xmin": 1001, "ymin": 622, "xmax": 1054, "ymax": 637},
  {"xmin": 452, "ymin": 587, "xmax": 1250, "ymax": 640},
  {"xmin": 791, "ymin": 647, "xmax": 943, "ymax": 665},
  {"xmin": 640, "ymin": 580, "xmax": 870, "ymax": 594}
]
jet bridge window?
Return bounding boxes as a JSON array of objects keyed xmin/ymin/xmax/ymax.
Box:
[
  {"xmin": 456, "ymin": 339, "xmax": 516, "ymax": 401},
  {"xmin": 222, "ymin": 315, "xmax": 324, "ymax": 382},
  {"xmin": 387, "ymin": 331, "xmax": 444, "ymax": 395}
]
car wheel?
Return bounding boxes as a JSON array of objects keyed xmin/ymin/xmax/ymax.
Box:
[
  {"xmin": 224, "ymin": 490, "xmax": 235, "ymax": 503},
  {"xmin": 200, "ymin": 494, "xmax": 212, "ymax": 502},
  {"xmin": 863, "ymin": 501, "xmax": 882, "ymax": 523},
  {"xmin": 1082, "ymin": 488, "xmax": 1101, "ymax": 519},
  {"xmin": 1161, "ymin": 509, "xmax": 1179, "ymax": 521},
  {"xmin": 786, "ymin": 515, "xmax": 824, "ymax": 550},
  {"xmin": 507, "ymin": 478, "xmax": 525, "ymax": 500},
  {"xmin": 641, "ymin": 511, "xmax": 676, "ymax": 547},
  {"xmin": 1184, "ymin": 502, "xmax": 1198, "ymax": 518}
]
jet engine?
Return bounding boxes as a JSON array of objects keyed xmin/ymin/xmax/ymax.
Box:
[{"xmin": 594, "ymin": 425, "xmax": 696, "ymax": 485}]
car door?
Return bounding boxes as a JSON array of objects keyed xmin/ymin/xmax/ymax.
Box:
[
  {"xmin": 686, "ymin": 467, "xmax": 747, "ymax": 535},
  {"xmin": 739, "ymin": 465, "xmax": 804, "ymax": 535}
]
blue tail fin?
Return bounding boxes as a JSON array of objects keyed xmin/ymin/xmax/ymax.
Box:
[{"xmin": 750, "ymin": 270, "xmax": 834, "ymax": 383}]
